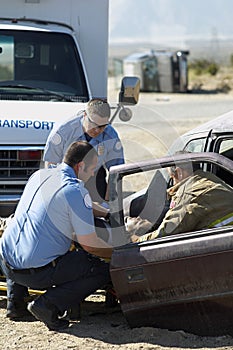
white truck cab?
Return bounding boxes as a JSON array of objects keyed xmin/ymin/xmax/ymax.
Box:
[{"xmin": 0, "ymin": 0, "xmax": 139, "ymax": 215}]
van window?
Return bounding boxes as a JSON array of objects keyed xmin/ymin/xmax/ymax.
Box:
[
  {"xmin": 0, "ymin": 35, "xmax": 14, "ymax": 80},
  {"xmin": 0, "ymin": 30, "xmax": 89, "ymax": 101}
]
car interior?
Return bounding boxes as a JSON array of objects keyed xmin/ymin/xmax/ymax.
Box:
[{"xmin": 122, "ymin": 152, "xmax": 233, "ymax": 241}]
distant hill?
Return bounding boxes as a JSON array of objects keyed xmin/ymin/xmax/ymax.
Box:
[{"xmin": 109, "ymin": 39, "xmax": 233, "ymax": 66}]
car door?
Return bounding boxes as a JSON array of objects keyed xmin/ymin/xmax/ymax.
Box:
[{"xmin": 109, "ymin": 152, "xmax": 233, "ymax": 336}]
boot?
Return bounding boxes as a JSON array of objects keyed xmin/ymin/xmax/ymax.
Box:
[
  {"xmin": 27, "ymin": 296, "xmax": 69, "ymax": 331},
  {"xmin": 6, "ymin": 299, "xmax": 31, "ymax": 320}
]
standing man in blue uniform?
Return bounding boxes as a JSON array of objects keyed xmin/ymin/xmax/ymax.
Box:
[
  {"xmin": 0, "ymin": 141, "xmax": 112, "ymax": 331},
  {"xmin": 43, "ymin": 98, "xmax": 124, "ymax": 203}
]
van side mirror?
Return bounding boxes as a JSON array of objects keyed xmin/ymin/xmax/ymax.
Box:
[{"xmin": 119, "ymin": 76, "xmax": 140, "ymax": 105}]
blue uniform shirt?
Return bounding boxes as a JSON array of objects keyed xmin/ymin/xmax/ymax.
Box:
[
  {"xmin": 0, "ymin": 164, "xmax": 95, "ymax": 269},
  {"xmin": 43, "ymin": 113, "xmax": 124, "ymax": 170}
]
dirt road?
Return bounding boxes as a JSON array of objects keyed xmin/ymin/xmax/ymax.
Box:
[
  {"xmin": 109, "ymin": 82, "xmax": 233, "ymax": 162},
  {"xmin": 1, "ymin": 88, "xmax": 233, "ymax": 349}
]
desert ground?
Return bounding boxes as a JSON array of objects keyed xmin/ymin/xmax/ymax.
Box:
[
  {"xmin": 1, "ymin": 79, "xmax": 233, "ymax": 349},
  {"xmin": 0, "ymin": 290, "xmax": 233, "ymax": 350}
]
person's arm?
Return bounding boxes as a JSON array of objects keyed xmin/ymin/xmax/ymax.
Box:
[
  {"xmin": 133, "ymin": 230, "xmax": 159, "ymax": 242},
  {"xmin": 92, "ymin": 201, "xmax": 109, "ymax": 219},
  {"xmin": 77, "ymin": 232, "xmax": 113, "ymax": 259},
  {"xmin": 44, "ymin": 161, "xmax": 57, "ymax": 169},
  {"xmin": 104, "ymin": 182, "xmax": 110, "ymax": 202},
  {"xmin": 43, "ymin": 124, "xmax": 68, "ymax": 164},
  {"xmin": 69, "ymin": 185, "xmax": 112, "ymax": 257}
]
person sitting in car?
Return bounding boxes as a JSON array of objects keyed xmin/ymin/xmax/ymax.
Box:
[{"xmin": 125, "ymin": 161, "xmax": 233, "ymax": 243}]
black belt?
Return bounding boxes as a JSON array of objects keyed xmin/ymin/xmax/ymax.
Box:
[
  {"xmin": 14, "ymin": 260, "xmax": 57, "ymax": 274},
  {"xmin": 1, "ymin": 254, "xmax": 57, "ymax": 275}
]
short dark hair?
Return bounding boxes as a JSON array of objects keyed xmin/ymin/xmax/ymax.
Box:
[{"xmin": 63, "ymin": 141, "xmax": 97, "ymax": 167}]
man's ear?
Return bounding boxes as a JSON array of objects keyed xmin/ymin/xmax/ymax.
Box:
[
  {"xmin": 79, "ymin": 161, "xmax": 85, "ymax": 171},
  {"xmin": 175, "ymin": 167, "xmax": 183, "ymax": 180},
  {"xmin": 74, "ymin": 161, "xmax": 85, "ymax": 174}
]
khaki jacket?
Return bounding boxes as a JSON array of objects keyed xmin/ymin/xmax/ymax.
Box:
[{"xmin": 137, "ymin": 170, "xmax": 233, "ymax": 242}]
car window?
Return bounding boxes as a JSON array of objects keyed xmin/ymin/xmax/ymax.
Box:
[
  {"xmin": 219, "ymin": 139, "xmax": 233, "ymax": 160},
  {"xmin": 214, "ymin": 138, "xmax": 233, "ymax": 185},
  {"xmin": 123, "ymin": 168, "xmax": 169, "ymax": 224},
  {"xmin": 183, "ymin": 138, "xmax": 206, "ymax": 153}
]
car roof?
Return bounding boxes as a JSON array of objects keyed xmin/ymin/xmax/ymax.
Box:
[
  {"xmin": 183, "ymin": 109, "xmax": 233, "ymax": 136},
  {"xmin": 168, "ymin": 109, "xmax": 233, "ymax": 154}
]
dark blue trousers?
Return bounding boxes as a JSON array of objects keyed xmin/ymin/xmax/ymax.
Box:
[{"xmin": 0, "ymin": 250, "xmax": 111, "ymax": 313}]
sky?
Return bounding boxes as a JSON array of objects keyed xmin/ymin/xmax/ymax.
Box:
[{"xmin": 109, "ymin": 0, "xmax": 233, "ymax": 46}]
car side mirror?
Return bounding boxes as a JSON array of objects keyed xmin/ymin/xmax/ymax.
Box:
[{"xmin": 119, "ymin": 76, "xmax": 140, "ymax": 105}]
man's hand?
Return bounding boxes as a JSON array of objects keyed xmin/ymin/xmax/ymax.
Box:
[
  {"xmin": 130, "ymin": 233, "xmax": 140, "ymax": 243},
  {"xmin": 124, "ymin": 216, "xmax": 153, "ymax": 236},
  {"xmin": 124, "ymin": 216, "xmax": 154, "ymax": 243},
  {"xmin": 92, "ymin": 202, "xmax": 109, "ymax": 219}
]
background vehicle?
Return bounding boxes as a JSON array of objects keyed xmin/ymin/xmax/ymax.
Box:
[
  {"xmin": 109, "ymin": 152, "xmax": 233, "ymax": 336},
  {"xmin": 123, "ymin": 49, "xmax": 189, "ymax": 92},
  {"xmin": 0, "ymin": 0, "xmax": 139, "ymax": 216}
]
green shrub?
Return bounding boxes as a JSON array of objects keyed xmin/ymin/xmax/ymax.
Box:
[
  {"xmin": 207, "ymin": 63, "xmax": 219, "ymax": 75},
  {"xmin": 189, "ymin": 59, "xmax": 219, "ymax": 76}
]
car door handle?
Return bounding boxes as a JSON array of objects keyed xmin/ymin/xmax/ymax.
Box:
[{"xmin": 126, "ymin": 267, "xmax": 145, "ymax": 283}]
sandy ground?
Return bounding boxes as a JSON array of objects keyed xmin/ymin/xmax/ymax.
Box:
[
  {"xmin": 0, "ymin": 292, "xmax": 233, "ymax": 350},
  {"xmin": 1, "ymin": 86, "xmax": 233, "ymax": 349}
]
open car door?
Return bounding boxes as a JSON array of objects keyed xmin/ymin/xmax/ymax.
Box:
[{"xmin": 109, "ymin": 152, "xmax": 233, "ymax": 336}]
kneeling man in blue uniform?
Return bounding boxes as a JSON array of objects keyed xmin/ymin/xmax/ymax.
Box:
[{"xmin": 0, "ymin": 141, "xmax": 112, "ymax": 331}]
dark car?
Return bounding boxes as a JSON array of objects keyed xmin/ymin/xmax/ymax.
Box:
[{"xmin": 109, "ymin": 111, "xmax": 233, "ymax": 337}]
